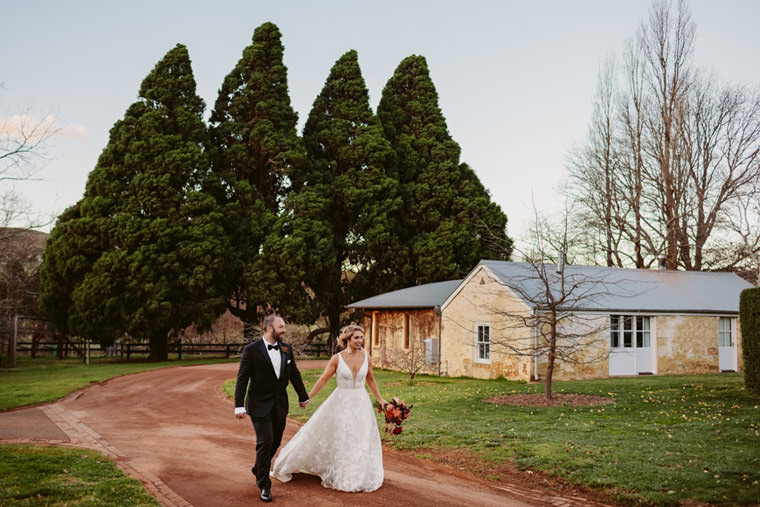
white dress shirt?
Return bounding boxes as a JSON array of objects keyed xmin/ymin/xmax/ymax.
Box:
[{"xmin": 266, "ymin": 339, "xmax": 281, "ymax": 379}]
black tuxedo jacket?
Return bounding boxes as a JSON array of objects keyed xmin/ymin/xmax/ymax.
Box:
[{"xmin": 234, "ymin": 339, "xmax": 309, "ymax": 419}]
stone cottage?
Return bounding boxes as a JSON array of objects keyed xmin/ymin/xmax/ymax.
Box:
[{"xmin": 348, "ymin": 260, "xmax": 754, "ymax": 381}]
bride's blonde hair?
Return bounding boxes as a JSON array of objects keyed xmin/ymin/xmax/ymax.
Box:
[{"xmin": 337, "ymin": 324, "xmax": 365, "ymax": 351}]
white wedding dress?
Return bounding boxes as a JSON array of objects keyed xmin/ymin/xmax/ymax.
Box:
[{"xmin": 271, "ymin": 351, "xmax": 384, "ymax": 492}]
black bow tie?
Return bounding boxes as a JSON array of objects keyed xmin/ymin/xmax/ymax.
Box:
[{"xmin": 267, "ymin": 343, "xmax": 279, "ymax": 351}]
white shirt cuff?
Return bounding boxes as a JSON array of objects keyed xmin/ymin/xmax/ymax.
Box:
[{"xmin": 234, "ymin": 407, "xmax": 247, "ymax": 416}]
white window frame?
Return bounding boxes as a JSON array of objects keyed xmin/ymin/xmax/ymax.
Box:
[
  {"xmin": 635, "ymin": 316, "xmax": 651, "ymax": 348},
  {"xmin": 610, "ymin": 315, "xmax": 651, "ymax": 349},
  {"xmin": 718, "ymin": 317, "xmax": 733, "ymax": 347},
  {"xmin": 475, "ymin": 323, "xmax": 490, "ymax": 364}
]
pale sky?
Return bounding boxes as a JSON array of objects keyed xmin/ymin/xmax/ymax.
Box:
[{"xmin": 3, "ymin": 0, "xmax": 759, "ymax": 241}]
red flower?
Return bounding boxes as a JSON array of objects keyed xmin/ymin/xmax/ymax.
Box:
[{"xmin": 377, "ymin": 397, "xmax": 412, "ymax": 436}]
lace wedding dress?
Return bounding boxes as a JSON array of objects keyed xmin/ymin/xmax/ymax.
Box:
[{"xmin": 271, "ymin": 351, "xmax": 383, "ymax": 492}]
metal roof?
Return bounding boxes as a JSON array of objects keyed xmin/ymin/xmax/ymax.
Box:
[
  {"xmin": 347, "ymin": 261, "xmax": 754, "ymax": 314},
  {"xmin": 475, "ymin": 260, "xmax": 754, "ymax": 314},
  {"xmin": 348, "ymin": 279, "xmax": 462, "ymax": 309}
]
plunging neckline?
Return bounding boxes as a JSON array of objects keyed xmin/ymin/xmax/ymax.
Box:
[{"xmin": 339, "ymin": 351, "xmax": 365, "ymax": 385}]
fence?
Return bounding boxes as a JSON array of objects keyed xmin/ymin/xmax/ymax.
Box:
[
  {"xmin": 14, "ymin": 339, "xmax": 81, "ymax": 358},
  {"xmin": 15, "ymin": 340, "xmax": 331, "ymax": 360}
]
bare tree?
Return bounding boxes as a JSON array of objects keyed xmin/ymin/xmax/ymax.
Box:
[
  {"xmin": 566, "ymin": 56, "xmax": 626, "ymax": 267},
  {"xmin": 382, "ymin": 336, "xmax": 430, "ymax": 385},
  {"xmin": 1, "ymin": 88, "xmax": 60, "ymax": 230},
  {"xmin": 1, "ymin": 88, "xmax": 60, "ymax": 358},
  {"xmin": 620, "ymin": 36, "xmax": 660, "ymax": 268},
  {"xmin": 679, "ymin": 77, "xmax": 760, "ymax": 271},
  {"xmin": 640, "ymin": 0, "xmax": 695, "ymax": 270},
  {"xmin": 488, "ymin": 208, "xmax": 632, "ymax": 400},
  {"xmin": 566, "ymin": 0, "xmax": 760, "ymax": 272},
  {"xmin": 711, "ymin": 178, "xmax": 760, "ymax": 284}
]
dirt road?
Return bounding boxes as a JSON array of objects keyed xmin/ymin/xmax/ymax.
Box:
[{"xmin": 0, "ymin": 362, "xmax": 607, "ymax": 506}]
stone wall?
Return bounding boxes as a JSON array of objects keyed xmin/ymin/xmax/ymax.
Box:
[
  {"xmin": 440, "ymin": 267, "xmax": 533, "ymax": 380},
  {"xmin": 534, "ymin": 314, "xmax": 610, "ymax": 381},
  {"xmin": 656, "ymin": 315, "xmax": 743, "ymax": 374},
  {"xmin": 359, "ymin": 308, "xmax": 440, "ymax": 376}
]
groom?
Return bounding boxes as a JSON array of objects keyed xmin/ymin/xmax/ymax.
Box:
[{"xmin": 235, "ymin": 314, "xmax": 309, "ymax": 502}]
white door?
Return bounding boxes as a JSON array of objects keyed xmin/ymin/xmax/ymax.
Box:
[
  {"xmin": 718, "ymin": 317, "xmax": 737, "ymax": 372},
  {"xmin": 609, "ymin": 316, "xmax": 636, "ymax": 376},
  {"xmin": 635, "ymin": 317, "xmax": 653, "ymax": 374},
  {"xmin": 610, "ymin": 348, "xmax": 636, "ymax": 375},
  {"xmin": 610, "ymin": 316, "xmax": 653, "ymax": 376}
]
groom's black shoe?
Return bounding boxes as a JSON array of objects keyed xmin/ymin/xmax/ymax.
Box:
[{"xmin": 260, "ymin": 488, "xmax": 272, "ymax": 502}]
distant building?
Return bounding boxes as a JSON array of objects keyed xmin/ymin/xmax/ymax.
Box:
[{"xmin": 349, "ymin": 261, "xmax": 754, "ymax": 380}]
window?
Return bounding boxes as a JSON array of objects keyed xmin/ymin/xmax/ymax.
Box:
[
  {"xmin": 610, "ymin": 315, "xmax": 650, "ymax": 349},
  {"xmin": 476, "ymin": 325, "xmax": 490, "ymax": 363},
  {"xmin": 404, "ymin": 314, "xmax": 410, "ymax": 349},
  {"xmin": 719, "ymin": 317, "xmax": 732, "ymax": 347},
  {"xmin": 636, "ymin": 316, "xmax": 650, "ymax": 348},
  {"xmin": 623, "ymin": 316, "xmax": 633, "ymax": 348},
  {"xmin": 372, "ymin": 312, "xmax": 379, "ymax": 346}
]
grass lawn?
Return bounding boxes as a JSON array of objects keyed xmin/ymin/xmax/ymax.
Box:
[
  {"xmin": 0, "ymin": 355, "xmax": 236, "ymax": 411},
  {"xmin": 0, "ymin": 444, "xmax": 158, "ymax": 506},
  {"xmin": 0, "ymin": 355, "xmax": 237, "ymax": 505},
  {"xmin": 3, "ymin": 356, "xmax": 758, "ymax": 505},
  {"xmin": 225, "ymin": 368, "xmax": 760, "ymax": 505}
]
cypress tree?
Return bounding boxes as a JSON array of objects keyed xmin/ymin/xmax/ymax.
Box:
[
  {"xmin": 40, "ymin": 44, "xmax": 226, "ymax": 360},
  {"xmin": 39, "ymin": 202, "xmax": 100, "ymax": 338},
  {"xmin": 289, "ymin": 50, "xmax": 397, "ymax": 349},
  {"xmin": 208, "ymin": 22, "xmax": 305, "ymax": 338},
  {"xmin": 376, "ymin": 55, "xmax": 511, "ymax": 291}
]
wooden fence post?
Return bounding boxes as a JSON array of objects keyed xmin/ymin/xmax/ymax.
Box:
[{"xmin": 10, "ymin": 316, "xmax": 18, "ymax": 367}]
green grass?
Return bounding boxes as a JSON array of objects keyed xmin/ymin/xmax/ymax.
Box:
[
  {"xmin": 0, "ymin": 355, "xmax": 236, "ymax": 411},
  {"xmin": 0, "ymin": 444, "xmax": 158, "ymax": 506},
  {"xmin": 0, "ymin": 355, "xmax": 236, "ymax": 506},
  {"xmin": 5, "ymin": 357, "xmax": 759, "ymax": 505},
  {"xmin": 226, "ymin": 369, "xmax": 760, "ymax": 505}
]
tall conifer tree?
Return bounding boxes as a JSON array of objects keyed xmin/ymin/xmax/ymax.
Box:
[
  {"xmin": 375, "ymin": 55, "xmax": 511, "ymax": 291},
  {"xmin": 39, "ymin": 44, "xmax": 225, "ymax": 360},
  {"xmin": 208, "ymin": 22, "xmax": 305, "ymax": 338},
  {"xmin": 39, "ymin": 202, "xmax": 99, "ymax": 338},
  {"xmin": 288, "ymin": 50, "xmax": 397, "ymax": 349}
]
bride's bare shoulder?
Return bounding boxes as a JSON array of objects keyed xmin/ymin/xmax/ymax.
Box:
[{"xmin": 322, "ymin": 354, "xmax": 339, "ymax": 373}]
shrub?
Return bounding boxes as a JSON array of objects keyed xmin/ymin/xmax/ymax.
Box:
[{"xmin": 740, "ymin": 287, "xmax": 760, "ymax": 394}]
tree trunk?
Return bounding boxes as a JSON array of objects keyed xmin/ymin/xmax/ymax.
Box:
[
  {"xmin": 242, "ymin": 320, "xmax": 258, "ymax": 345},
  {"xmin": 228, "ymin": 302, "xmax": 259, "ymax": 346},
  {"xmin": 544, "ymin": 349, "xmax": 555, "ymax": 401},
  {"xmin": 327, "ymin": 307, "xmax": 341, "ymax": 355},
  {"xmin": 544, "ymin": 322, "xmax": 557, "ymax": 400},
  {"xmin": 148, "ymin": 330, "xmax": 169, "ymax": 361}
]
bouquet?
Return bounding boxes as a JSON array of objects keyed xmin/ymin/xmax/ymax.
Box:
[{"xmin": 376, "ymin": 397, "xmax": 412, "ymax": 435}]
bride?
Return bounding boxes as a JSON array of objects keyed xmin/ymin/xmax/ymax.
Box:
[{"xmin": 271, "ymin": 324, "xmax": 387, "ymax": 492}]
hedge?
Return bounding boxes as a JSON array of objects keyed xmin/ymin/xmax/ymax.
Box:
[{"xmin": 740, "ymin": 286, "xmax": 760, "ymax": 394}]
